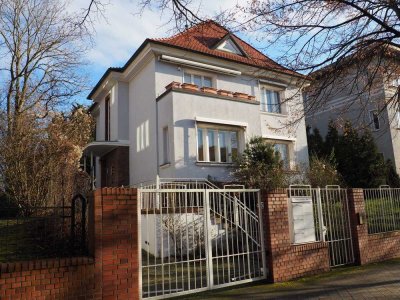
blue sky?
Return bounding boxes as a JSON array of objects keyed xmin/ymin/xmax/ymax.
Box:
[{"xmin": 73, "ymin": 0, "xmax": 283, "ymax": 105}]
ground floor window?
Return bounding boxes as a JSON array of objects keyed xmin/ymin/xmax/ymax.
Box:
[
  {"xmin": 197, "ymin": 126, "xmax": 239, "ymax": 163},
  {"xmin": 265, "ymin": 139, "xmax": 292, "ymax": 169}
]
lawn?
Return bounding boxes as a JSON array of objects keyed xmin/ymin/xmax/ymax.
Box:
[
  {"xmin": 0, "ymin": 217, "xmax": 72, "ymax": 262},
  {"xmin": 364, "ymin": 196, "xmax": 400, "ymax": 233}
]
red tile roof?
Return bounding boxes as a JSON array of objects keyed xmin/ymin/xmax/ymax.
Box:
[{"xmin": 150, "ymin": 20, "xmax": 302, "ymax": 77}]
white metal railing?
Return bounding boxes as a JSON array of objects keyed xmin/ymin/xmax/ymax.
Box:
[
  {"xmin": 139, "ymin": 188, "xmax": 265, "ymax": 299},
  {"xmin": 288, "ymin": 185, "xmax": 354, "ymax": 267},
  {"xmin": 364, "ymin": 187, "xmax": 400, "ymax": 234},
  {"xmin": 133, "ymin": 178, "xmax": 218, "ymax": 190},
  {"xmin": 320, "ymin": 186, "xmax": 354, "ymax": 267}
]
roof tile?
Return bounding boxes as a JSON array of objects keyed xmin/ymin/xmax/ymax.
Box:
[{"xmin": 150, "ymin": 20, "xmax": 300, "ymax": 77}]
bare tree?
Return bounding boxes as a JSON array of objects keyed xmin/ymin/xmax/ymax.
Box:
[
  {"xmin": 0, "ymin": 0, "xmax": 90, "ymax": 135},
  {"xmin": 84, "ymin": 1, "xmax": 400, "ymax": 123},
  {"xmin": 0, "ymin": 0, "xmax": 94, "ymax": 209},
  {"xmin": 0, "ymin": 106, "xmax": 94, "ymax": 214}
]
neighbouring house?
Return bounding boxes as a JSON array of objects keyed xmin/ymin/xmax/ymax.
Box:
[
  {"xmin": 305, "ymin": 45, "xmax": 400, "ymax": 173},
  {"xmin": 84, "ymin": 20, "xmax": 310, "ymax": 187}
]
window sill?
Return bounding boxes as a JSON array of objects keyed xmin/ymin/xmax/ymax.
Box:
[
  {"xmin": 196, "ymin": 161, "xmax": 234, "ymax": 167},
  {"xmin": 260, "ymin": 111, "xmax": 288, "ymax": 117},
  {"xmin": 160, "ymin": 163, "xmax": 171, "ymax": 169}
]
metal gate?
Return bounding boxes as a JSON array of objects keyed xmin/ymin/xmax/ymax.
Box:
[
  {"xmin": 139, "ymin": 188, "xmax": 266, "ymax": 299},
  {"xmin": 288, "ymin": 186, "xmax": 354, "ymax": 267},
  {"xmin": 320, "ymin": 187, "xmax": 354, "ymax": 267}
]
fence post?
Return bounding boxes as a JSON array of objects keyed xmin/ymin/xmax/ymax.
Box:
[
  {"xmin": 92, "ymin": 187, "xmax": 140, "ymax": 299},
  {"xmin": 262, "ymin": 189, "xmax": 330, "ymax": 282},
  {"xmin": 347, "ymin": 188, "xmax": 368, "ymax": 265}
]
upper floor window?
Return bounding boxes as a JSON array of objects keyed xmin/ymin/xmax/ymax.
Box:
[
  {"xmin": 369, "ymin": 110, "xmax": 380, "ymax": 130},
  {"xmin": 261, "ymin": 88, "xmax": 282, "ymax": 114},
  {"xmin": 197, "ymin": 126, "xmax": 238, "ymax": 163},
  {"xmin": 184, "ymin": 72, "xmax": 213, "ymax": 88},
  {"xmin": 105, "ymin": 95, "xmax": 110, "ymax": 141}
]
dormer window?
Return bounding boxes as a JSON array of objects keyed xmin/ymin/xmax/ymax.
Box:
[
  {"xmin": 217, "ymin": 39, "xmax": 242, "ymax": 55},
  {"xmin": 213, "ymin": 33, "xmax": 247, "ymax": 57},
  {"xmin": 184, "ymin": 72, "xmax": 213, "ymax": 88}
]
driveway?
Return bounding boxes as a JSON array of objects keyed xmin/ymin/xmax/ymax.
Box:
[{"xmin": 177, "ymin": 258, "xmax": 400, "ymax": 299}]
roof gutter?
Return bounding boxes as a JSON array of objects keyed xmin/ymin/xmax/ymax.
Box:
[{"xmin": 159, "ymin": 54, "xmax": 242, "ymax": 76}]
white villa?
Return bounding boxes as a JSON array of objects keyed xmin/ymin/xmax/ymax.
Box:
[{"xmin": 84, "ymin": 20, "xmax": 310, "ymax": 187}]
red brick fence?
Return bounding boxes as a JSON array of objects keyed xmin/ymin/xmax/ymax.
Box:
[
  {"xmin": 1, "ymin": 188, "xmax": 400, "ymax": 299},
  {"xmin": 0, "ymin": 188, "xmax": 138, "ymax": 299}
]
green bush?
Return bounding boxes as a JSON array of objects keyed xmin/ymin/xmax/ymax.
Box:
[
  {"xmin": 307, "ymin": 121, "xmax": 395, "ymax": 188},
  {"xmin": 233, "ymin": 137, "xmax": 285, "ymax": 190}
]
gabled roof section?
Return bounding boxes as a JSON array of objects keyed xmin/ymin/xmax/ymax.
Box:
[
  {"xmin": 212, "ymin": 33, "xmax": 247, "ymax": 56},
  {"xmin": 150, "ymin": 20, "xmax": 301, "ymax": 77}
]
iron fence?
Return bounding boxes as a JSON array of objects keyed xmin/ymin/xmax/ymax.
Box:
[
  {"xmin": 288, "ymin": 186, "xmax": 354, "ymax": 267},
  {"xmin": 139, "ymin": 188, "xmax": 266, "ymax": 299},
  {"xmin": 0, "ymin": 195, "xmax": 88, "ymax": 262},
  {"xmin": 364, "ymin": 187, "xmax": 400, "ymax": 234}
]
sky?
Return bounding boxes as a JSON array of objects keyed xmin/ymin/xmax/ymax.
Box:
[{"xmin": 71, "ymin": 0, "xmax": 283, "ymax": 105}]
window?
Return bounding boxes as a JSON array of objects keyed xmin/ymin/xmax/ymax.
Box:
[
  {"xmin": 162, "ymin": 126, "xmax": 170, "ymax": 164},
  {"xmin": 105, "ymin": 95, "xmax": 110, "ymax": 141},
  {"xmin": 369, "ymin": 110, "xmax": 380, "ymax": 130},
  {"xmin": 197, "ymin": 127, "xmax": 238, "ymax": 163},
  {"xmin": 273, "ymin": 143, "xmax": 290, "ymax": 169},
  {"xmin": 261, "ymin": 88, "xmax": 282, "ymax": 113},
  {"xmin": 184, "ymin": 72, "xmax": 213, "ymax": 88},
  {"xmin": 216, "ymin": 38, "xmax": 244, "ymax": 56}
]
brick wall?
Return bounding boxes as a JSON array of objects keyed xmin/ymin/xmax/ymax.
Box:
[
  {"xmin": 0, "ymin": 188, "xmax": 139, "ymax": 300},
  {"xmin": 348, "ymin": 188, "xmax": 400, "ymax": 265},
  {"xmin": 263, "ymin": 190, "xmax": 330, "ymax": 282}
]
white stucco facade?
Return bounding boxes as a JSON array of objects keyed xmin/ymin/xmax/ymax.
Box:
[{"xmin": 87, "ymin": 32, "xmax": 310, "ymax": 187}]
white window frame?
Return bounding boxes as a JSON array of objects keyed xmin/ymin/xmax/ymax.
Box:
[
  {"xmin": 369, "ymin": 110, "xmax": 380, "ymax": 131},
  {"xmin": 183, "ymin": 69, "xmax": 215, "ymax": 88},
  {"xmin": 266, "ymin": 139, "xmax": 293, "ymax": 170},
  {"xmin": 260, "ymin": 85, "xmax": 286, "ymax": 114},
  {"xmin": 196, "ymin": 125, "xmax": 239, "ymax": 163},
  {"xmin": 216, "ymin": 39, "xmax": 243, "ymax": 55}
]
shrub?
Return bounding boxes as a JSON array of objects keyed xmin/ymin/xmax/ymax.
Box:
[
  {"xmin": 307, "ymin": 155, "xmax": 342, "ymax": 187},
  {"xmin": 233, "ymin": 137, "xmax": 285, "ymax": 190}
]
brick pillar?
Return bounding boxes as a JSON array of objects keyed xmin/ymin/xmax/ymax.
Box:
[
  {"xmin": 93, "ymin": 188, "xmax": 139, "ymax": 299},
  {"xmin": 347, "ymin": 188, "xmax": 368, "ymax": 265},
  {"xmin": 263, "ymin": 189, "xmax": 329, "ymax": 282}
]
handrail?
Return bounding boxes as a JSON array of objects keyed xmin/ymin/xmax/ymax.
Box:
[{"xmin": 209, "ymin": 204, "xmax": 260, "ymax": 247}]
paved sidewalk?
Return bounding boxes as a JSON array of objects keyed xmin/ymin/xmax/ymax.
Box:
[{"xmin": 178, "ymin": 259, "xmax": 400, "ymax": 299}]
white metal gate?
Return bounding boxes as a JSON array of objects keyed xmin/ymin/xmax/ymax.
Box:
[
  {"xmin": 139, "ymin": 188, "xmax": 266, "ymax": 299},
  {"xmin": 288, "ymin": 186, "xmax": 354, "ymax": 267},
  {"xmin": 320, "ymin": 187, "xmax": 355, "ymax": 267}
]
